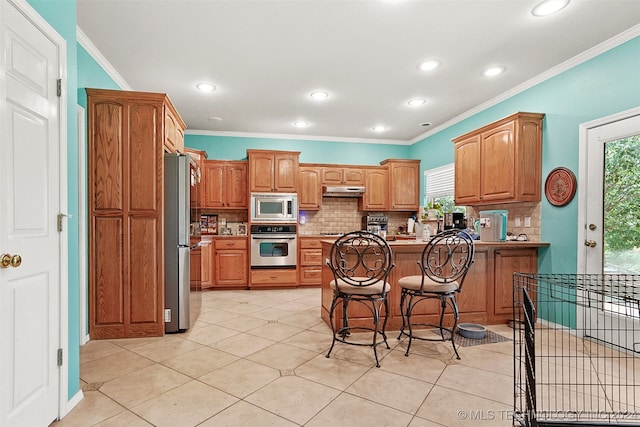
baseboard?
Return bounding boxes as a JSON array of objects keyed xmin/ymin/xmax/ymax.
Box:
[{"xmin": 62, "ymin": 389, "xmax": 84, "ymax": 418}]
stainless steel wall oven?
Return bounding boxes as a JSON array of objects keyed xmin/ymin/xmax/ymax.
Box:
[{"xmin": 250, "ymin": 224, "xmax": 297, "ymax": 268}]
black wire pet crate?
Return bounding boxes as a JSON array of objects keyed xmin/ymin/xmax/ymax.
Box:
[{"xmin": 513, "ymin": 273, "xmax": 640, "ymax": 426}]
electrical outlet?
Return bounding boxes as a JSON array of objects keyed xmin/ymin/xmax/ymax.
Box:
[
  {"xmin": 524, "ymin": 217, "xmax": 531, "ymax": 227},
  {"xmin": 515, "ymin": 217, "xmax": 521, "ymax": 227}
]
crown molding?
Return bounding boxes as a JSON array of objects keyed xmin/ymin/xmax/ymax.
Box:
[
  {"xmin": 409, "ymin": 24, "xmax": 640, "ymax": 145},
  {"xmin": 76, "ymin": 26, "xmax": 132, "ymax": 90},
  {"xmin": 185, "ymin": 129, "xmax": 411, "ymax": 145}
]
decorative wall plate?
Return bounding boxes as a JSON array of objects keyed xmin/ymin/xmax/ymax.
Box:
[{"xmin": 545, "ymin": 167, "xmax": 577, "ymax": 207}]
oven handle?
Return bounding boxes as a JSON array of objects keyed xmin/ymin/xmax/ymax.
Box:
[{"xmin": 251, "ymin": 235, "xmax": 296, "ymax": 240}]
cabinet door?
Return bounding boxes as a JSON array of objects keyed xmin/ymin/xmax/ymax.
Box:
[
  {"xmin": 518, "ymin": 118, "xmax": 543, "ymax": 201},
  {"xmin": 202, "ymin": 161, "xmax": 225, "ymax": 208},
  {"xmin": 190, "ymin": 246, "xmax": 201, "ymax": 289},
  {"xmin": 322, "ymin": 167, "xmax": 364, "ymax": 186},
  {"xmin": 322, "ymin": 167, "xmax": 344, "ymax": 185},
  {"xmin": 493, "ymin": 248, "xmax": 536, "ymax": 316},
  {"xmin": 164, "ymin": 109, "xmax": 177, "ymax": 153},
  {"xmin": 362, "ymin": 168, "xmax": 388, "ymax": 211},
  {"xmin": 343, "ymin": 167, "xmax": 365, "ymax": 185},
  {"xmin": 249, "ymin": 152, "xmax": 275, "ymax": 192},
  {"xmin": 200, "ymin": 242, "xmax": 212, "ymax": 289},
  {"xmin": 299, "ymin": 167, "xmax": 322, "ymax": 209},
  {"xmin": 454, "ymin": 135, "xmax": 481, "ymax": 204},
  {"xmin": 226, "ymin": 162, "xmax": 248, "ymax": 208},
  {"xmin": 481, "ymin": 121, "xmax": 516, "ymax": 202},
  {"xmin": 274, "ymin": 153, "xmax": 298, "ymax": 192},
  {"xmin": 175, "ymin": 125, "xmax": 184, "ymax": 153},
  {"xmin": 215, "ymin": 250, "xmax": 247, "ymax": 286},
  {"xmin": 189, "ymin": 162, "xmax": 198, "ymax": 209},
  {"xmin": 388, "ymin": 162, "xmax": 419, "ymax": 211}
]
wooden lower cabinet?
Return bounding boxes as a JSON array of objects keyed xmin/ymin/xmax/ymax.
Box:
[
  {"xmin": 213, "ymin": 238, "xmax": 248, "ymax": 288},
  {"xmin": 250, "ymin": 268, "xmax": 297, "ymax": 288},
  {"xmin": 200, "ymin": 240, "xmax": 213, "ymax": 289},
  {"xmin": 321, "ymin": 240, "xmax": 544, "ymax": 330},
  {"xmin": 190, "ymin": 237, "xmax": 202, "ymax": 290},
  {"xmin": 491, "ymin": 248, "xmax": 537, "ymax": 322},
  {"xmin": 298, "ymin": 237, "xmax": 323, "ymax": 286}
]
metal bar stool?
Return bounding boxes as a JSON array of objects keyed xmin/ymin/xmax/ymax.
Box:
[
  {"xmin": 325, "ymin": 231, "xmax": 394, "ymax": 367},
  {"xmin": 397, "ymin": 229, "xmax": 475, "ymax": 359}
]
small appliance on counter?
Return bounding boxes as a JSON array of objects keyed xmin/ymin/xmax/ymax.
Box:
[
  {"xmin": 362, "ymin": 214, "xmax": 388, "ymax": 235},
  {"xmin": 443, "ymin": 212, "xmax": 466, "ymax": 230},
  {"xmin": 478, "ymin": 210, "xmax": 508, "ymax": 241}
]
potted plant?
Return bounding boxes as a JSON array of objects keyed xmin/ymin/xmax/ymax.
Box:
[{"xmin": 422, "ymin": 200, "xmax": 442, "ymax": 221}]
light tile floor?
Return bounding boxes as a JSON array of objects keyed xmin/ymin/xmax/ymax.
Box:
[{"xmin": 53, "ymin": 288, "xmax": 517, "ymax": 426}]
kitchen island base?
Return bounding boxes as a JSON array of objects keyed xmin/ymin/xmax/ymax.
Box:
[{"xmin": 321, "ymin": 239, "xmax": 547, "ymax": 331}]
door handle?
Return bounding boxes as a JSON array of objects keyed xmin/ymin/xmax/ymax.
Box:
[
  {"xmin": 584, "ymin": 240, "xmax": 597, "ymax": 248},
  {"xmin": 1, "ymin": 253, "xmax": 21, "ymax": 268}
]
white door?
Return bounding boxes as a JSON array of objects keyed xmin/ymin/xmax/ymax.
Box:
[
  {"xmin": 579, "ymin": 109, "xmax": 640, "ymax": 352},
  {"xmin": 0, "ymin": 1, "xmax": 62, "ymax": 425}
]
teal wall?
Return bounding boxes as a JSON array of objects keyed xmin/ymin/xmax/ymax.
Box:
[
  {"xmin": 186, "ymin": 134, "xmax": 410, "ymax": 164},
  {"xmin": 77, "ymin": 44, "xmax": 122, "ymax": 107},
  {"xmin": 26, "ymin": 0, "xmax": 80, "ymax": 400},
  {"xmin": 409, "ymin": 36, "xmax": 640, "ymax": 275}
]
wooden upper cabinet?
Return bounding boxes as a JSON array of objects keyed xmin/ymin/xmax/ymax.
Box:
[
  {"xmin": 184, "ymin": 148, "xmax": 207, "ymax": 210},
  {"xmin": 361, "ymin": 168, "xmax": 389, "ymax": 211},
  {"xmin": 453, "ymin": 135, "xmax": 482, "ymax": 204},
  {"xmin": 164, "ymin": 104, "xmax": 186, "ymax": 153},
  {"xmin": 452, "ymin": 112, "xmax": 544, "ymax": 205},
  {"xmin": 86, "ymin": 88, "xmax": 185, "ymax": 339},
  {"xmin": 322, "ymin": 167, "xmax": 365, "ymax": 186},
  {"xmin": 201, "ymin": 160, "xmax": 247, "ymax": 208},
  {"xmin": 247, "ymin": 149, "xmax": 300, "ymax": 193},
  {"xmin": 381, "ymin": 159, "xmax": 420, "ymax": 211},
  {"xmin": 299, "ymin": 166, "xmax": 322, "ymax": 210}
]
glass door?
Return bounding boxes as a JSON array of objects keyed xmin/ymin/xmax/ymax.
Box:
[{"xmin": 581, "ymin": 111, "xmax": 640, "ymax": 352}]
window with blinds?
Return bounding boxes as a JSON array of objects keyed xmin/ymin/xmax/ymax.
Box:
[{"xmin": 424, "ymin": 163, "xmax": 455, "ymax": 201}]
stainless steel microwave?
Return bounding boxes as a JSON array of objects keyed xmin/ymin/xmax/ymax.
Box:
[{"xmin": 250, "ymin": 193, "xmax": 298, "ymax": 223}]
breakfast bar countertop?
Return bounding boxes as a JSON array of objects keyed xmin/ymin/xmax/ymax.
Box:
[{"xmin": 318, "ymin": 237, "xmax": 549, "ymax": 249}]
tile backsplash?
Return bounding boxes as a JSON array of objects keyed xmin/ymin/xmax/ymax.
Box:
[
  {"xmin": 298, "ymin": 198, "xmax": 417, "ymax": 235},
  {"xmin": 201, "ymin": 200, "xmax": 541, "ymax": 241},
  {"xmin": 467, "ymin": 202, "xmax": 541, "ymax": 241}
]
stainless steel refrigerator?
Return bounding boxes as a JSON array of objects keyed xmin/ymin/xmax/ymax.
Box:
[{"xmin": 164, "ymin": 153, "xmax": 191, "ymax": 332}]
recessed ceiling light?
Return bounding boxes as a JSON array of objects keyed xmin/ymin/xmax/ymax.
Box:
[
  {"xmin": 310, "ymin": 91, "xmax": 329, "ymax": 100},
  {"xmin": 293, "ymin": 121, "xmax": 309, "ymax": 128},
  {"xmin": 532, "ymin": 0, "xmax": 570, "ymax": 17},
  {"xmin": 420, "ymin": 122, "xmax": 432, "ymax": 127},
  {"xmin": 408, "ymin": 99, "xmax": 426, "ymax": 107},
  {"xmin": 418, "ymin": 60, "xmax": 441, "ymax": 71},
  {"xmin": 483, "ymin": 66, "xmax": 506, "ymax": 77},
  {"xmin": 196, "ymin": 83, "xmax": 216, "ymax": 92},
  {"xmin": 372, "ymin": 125, "xmax": 388, "ymax": 132},
  {"xmin": 208, "ymin": 116, "xmax": 223, "ymax": 122}
]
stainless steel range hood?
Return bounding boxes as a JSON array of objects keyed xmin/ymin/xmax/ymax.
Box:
[{"xmin": 322, "ymin": 185, "xmax": 365, "ymax": 197}]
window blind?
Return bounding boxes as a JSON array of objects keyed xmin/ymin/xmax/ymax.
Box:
[{"xmin": 424, "ymin": 163, "xmax": 455, "ymax": 200}]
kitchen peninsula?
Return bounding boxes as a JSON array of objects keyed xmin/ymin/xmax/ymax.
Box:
[{"xmin": 320, "ymin": 239, "xmax": 549, "ymax": 330}]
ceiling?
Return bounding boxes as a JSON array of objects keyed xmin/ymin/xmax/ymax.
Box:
[{"xmin": 76, "ymin": 0, "xmax": 640, "ymax": 144}]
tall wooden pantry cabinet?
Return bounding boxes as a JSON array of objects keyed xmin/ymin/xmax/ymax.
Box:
[{"xmin": 86, "ymin": 88, "xmax": 186, "ymax": 339}]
